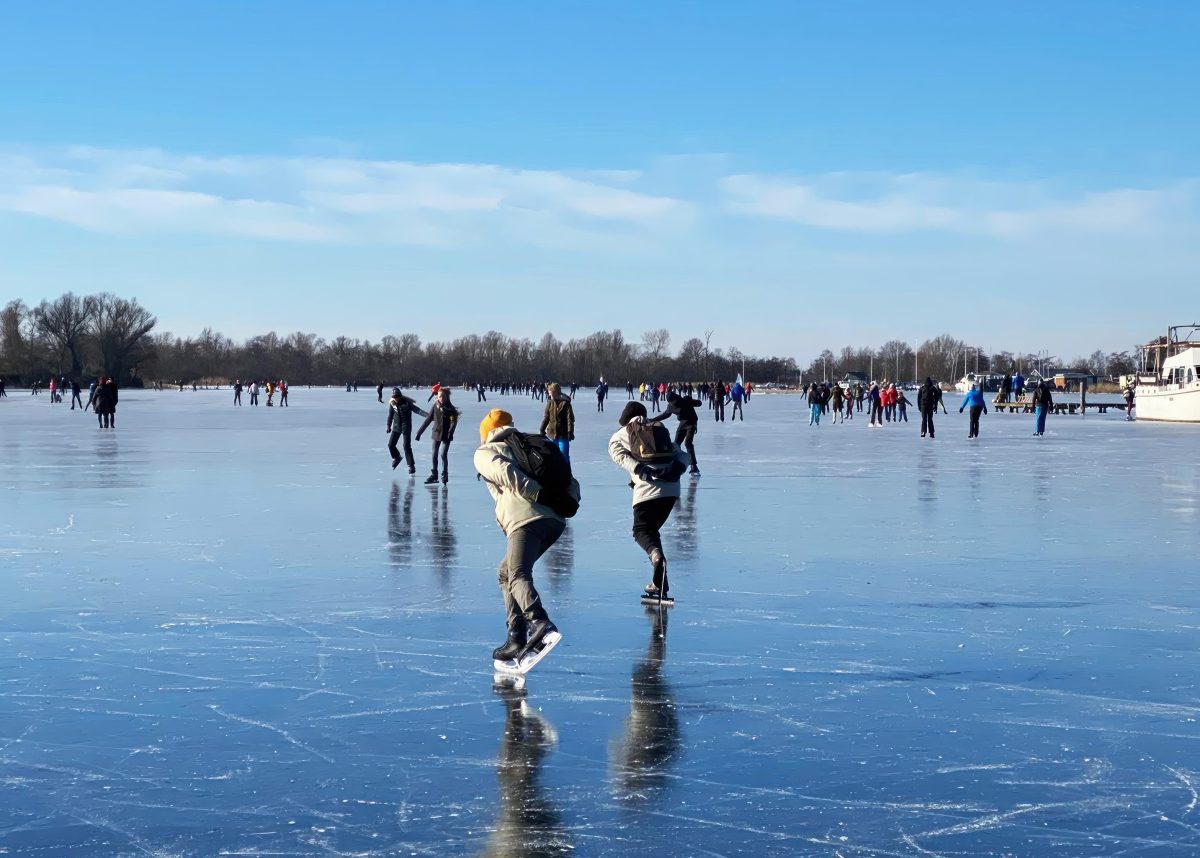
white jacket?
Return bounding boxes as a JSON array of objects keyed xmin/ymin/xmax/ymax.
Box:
[
  {"xmin": 474, "ymin": 427, "xmax": 581, "ymax": 536},
  {"xmin": 608, "ymin": 417, "xmax": 690, "ymax": 507}
]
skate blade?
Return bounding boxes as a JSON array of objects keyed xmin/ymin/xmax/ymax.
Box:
[
  {"xmin": 493, "ymin": 630, "xmax": 562, "ymax": 676},
  {"xmin": 640, "ymin": 594, "xmax": 676, "ymax": 607}
]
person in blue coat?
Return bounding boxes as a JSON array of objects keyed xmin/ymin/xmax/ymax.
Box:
[
  {"xmin": 959, "ymin": 384, "xmax": 988, "ymax": 438},
  {"xmin": 727, "ymin": 381, "xmax": 746, "ymax": 421}
]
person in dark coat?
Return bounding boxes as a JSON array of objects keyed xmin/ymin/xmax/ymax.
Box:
[
  {"xmin": 415, "ymin": 387, "xmax": 459, "ymax": 485},
  {"xmin": 917, "ymin": 377, "xmax": 943, "ymax": 438},
  {"xmin": 386, "ymin": 387, "xmax": 428, "ymax": 473},
  {"xmin": 652, "ymin": 390, "xmax": 703, "ymax": 475}
]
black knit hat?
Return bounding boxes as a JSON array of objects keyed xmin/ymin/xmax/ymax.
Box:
[{"xmin": 619, "ymin": 401, "xmax": 647, "ymax": 426}]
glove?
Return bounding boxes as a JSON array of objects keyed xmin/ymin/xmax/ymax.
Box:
[
  {"xmin": 568, "ymin": 433, "xmax": 574, "ymax": 441},
  {"xmin": 536, "ymin": 487, "xmax": 559, "ymax": 507},
  {"xmin": 959, "ymin": 407, "xmax": 964, "ymax": 413},
  {"xmin": 634, "ymin": 463, "xmax": 658, "ymax": 481}
]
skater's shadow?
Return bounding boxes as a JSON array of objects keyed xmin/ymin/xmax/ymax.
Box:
[
  {"xmin": 92, "ymin": 434, "xmax": 132, "ymax": 490},
  {"xmin": 543, "ymin": 524, "xmax": 574, "ymax": 596},
  {"xmin": 483, "ymin": 681, "xmax": 571, "ymax": 857},
  {"xmin": 430, "ymin": 488, "xmax": 457, "ymax": 593},
  {"xmin": 387, "ymin": 483, "xmax": 414, "ymax": 570},
  {"xmin": 669, "ymin": 479, "xmax": 698, "ymax": 561},
  {"xmin": 1033, "ymin": 468, "xmax": 1051, "ymax": 506},
  {"xmin": 917, "ymin": 445, "xmax": 938, "ymax": 507},
  {"xmin": 610, "ymin": 607, "xmax": 682, "ymax": 803}
]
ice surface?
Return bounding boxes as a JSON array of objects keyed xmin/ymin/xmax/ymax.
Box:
[{"xmin": 2, "ymin": 388, "xmax": 1198, "ymax": 856}]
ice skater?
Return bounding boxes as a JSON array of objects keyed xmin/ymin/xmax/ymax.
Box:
[
  {"xmin": 807, "ymin": 383, "xmax": 822, "ymax": 426},
  {"xmin": 416, "ymin": 386, "xmax": 459, "ymax": 484},
  {"xmin": 868, "ymin": 382, "xmax": 883, "ymax": 427},
  {"xmin": 609, "ymin": 402, "xmax": 689, "ymax": 605},
  {"xmin": 539, "ymin": 383, "xmax": 575, "ymax": 462},
  {"xmin": 70, "ymin": 379, "xmax": 83, "ymax": 410},
  {"xmin": 1031, "ymin": 379, "xmax": 1053, "ymax": 436},
  {"xmin": 233, "ymin": 380, "xmax": 243, "ymax": 405},
  {"xmin": 475, "ymin": 409, "xmax": 579, "ymax": 668},
  {"xmin": 386, "ymin": 387, "xmax": 428, "ymax": 473},
  {"xmin": 959, "ymin": 383, "xmax": 987, "ymax": 439},
  {"xmin": 596, "ymin": 377, "xmax": 609, "ymax": 412},
  {"xmin": 917, "ymin": 377, "xmax": 942, "ymax": 438},
  {"xmin": 651, "ymin": 390, "xmax": 703, "ymax": 476}
]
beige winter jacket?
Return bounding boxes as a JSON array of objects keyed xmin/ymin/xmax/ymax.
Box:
[
  {"xmin": 608, "ymin": 417, "xmax": 691, "ymax": 507},
  {"xmin": 474, "ymin": 427, "xmax": 581, "ymax": 536}
]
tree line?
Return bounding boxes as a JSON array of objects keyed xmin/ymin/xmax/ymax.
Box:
[
  {"xmin": 2, "ymin": 292, "xmax": 1137, "ymax": 388},
  {"xmin": 0, "ymin": 295, "xmax": 798, "ymax": 387}
]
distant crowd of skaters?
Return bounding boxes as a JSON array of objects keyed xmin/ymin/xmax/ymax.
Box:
[
  {"xmin": 17, "ymin": 376, "xmax": 121, "ymax": 427},
  {"xmin": 801, "ymin": 373, "xmax": 1078, "ymax": 438}
]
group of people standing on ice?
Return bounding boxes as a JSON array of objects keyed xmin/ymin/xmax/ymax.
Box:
[
  {"xmin": 233, "ymin": 379, "xmax": 289, "ymax": 407},
  {"xmin": 25, "ymin": 376, "xmax": 119, "ymax": 427},
  {"xmin": 384, "ymin": 384, "xmax": 459, "ymax": 484}
]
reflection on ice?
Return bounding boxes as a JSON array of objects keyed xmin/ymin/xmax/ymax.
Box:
[
  {"xmin": 611, "ymin": 607, "xmax": 681, "ymax": 803},
  {"xmin": 485, "ymin": 679, "xmax": 571, "ymax": 858}
]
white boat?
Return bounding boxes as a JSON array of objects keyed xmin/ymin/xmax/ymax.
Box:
[{"xmin": 1134, "ymin": 324, "xmax": 1200, "ymax": 423}]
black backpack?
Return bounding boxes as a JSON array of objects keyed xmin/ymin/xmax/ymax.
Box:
[
  {"xmin": 505, "ymin": 432, "xmax": 579, "ymax": 518},
  {"xmin": 627, "ymin": 421, "xmax": 676, "ymax": 464}
]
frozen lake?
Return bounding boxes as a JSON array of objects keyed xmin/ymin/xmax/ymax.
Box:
[{"xmin": 2, "ymin": 387, "xmax": 1198, "ymax": 856}]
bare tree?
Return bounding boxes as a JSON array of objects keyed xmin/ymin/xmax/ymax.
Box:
[
  {"xmin": 677, "ymin": 337, "xmax": 705, "ymax": 380},
  {"xmin": 33, "ymin": 292, "xmax": 94, "ymax": 376},
  {"xmin": 89, "ymin": 293, "xmax": 157, "ymax": 381},
  {"xmin": 640, "ymin": 328, "xmax": 671, "ymax": 362}
]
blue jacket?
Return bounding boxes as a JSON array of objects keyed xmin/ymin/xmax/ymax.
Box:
[
  {"xmin": 729, "ymin": 383, "xmax": 745, "ymax": 402},
  {"xmin": 960, "ymin": 389, "xmax": 986, "ymax": 410}
]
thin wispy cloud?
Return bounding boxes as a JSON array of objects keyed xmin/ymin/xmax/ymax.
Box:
[
  {"xmin": 720, "ymin": 172, "xmax": 1199, "ymax": 237},
  {"xmin": 0, "ymin": 148, "xmax": 687, "ymax": 248},
  {"xmin": 0, "ymin": 147, "xmax": 1196, "ymax": 249}
]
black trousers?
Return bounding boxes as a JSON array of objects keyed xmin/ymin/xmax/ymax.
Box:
[
  {"xmin": 430, "ymin": 439, "xmax": 451, "ymax": 478},
  {"xmin": 632, "ymin": 497, "xmax": 677, "ymax": 558},
  {"xmin": 968, "ymin": 405, "xmax": 983, "ymax": 438},
  {"xmin": 389, "ymin": 430, "xmax": 415, "ymax": 470},
  {"xmin": 920, "ymin": 409, "xmax": 936, "ymax": 436},
  {"xmin": 674, "ymin": 424, "xmax": 697, "ymax": 468},
  {"xmin": 713, "ymin": 400, "xmax": 724, "ymax": 422}
]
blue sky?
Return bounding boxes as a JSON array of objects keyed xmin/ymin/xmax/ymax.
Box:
[{"xmin": 2, "ymin": 1, "xmax": 1198, "ymax": 361}]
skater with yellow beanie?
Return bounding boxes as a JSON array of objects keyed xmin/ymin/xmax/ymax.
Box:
[{"xmin": 475, "ymin": 408, "xmax": 581, "ymax": 675}]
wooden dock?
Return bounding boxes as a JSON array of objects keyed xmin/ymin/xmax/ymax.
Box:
[{"xmin": 991, "ymin": 401, "xmax": 1127, "ymax": 415}]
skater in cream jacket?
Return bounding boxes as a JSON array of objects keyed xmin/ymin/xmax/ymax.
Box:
[{"xmin": 475, "ymin": 409, "xmax": 580, "ymax": 664}]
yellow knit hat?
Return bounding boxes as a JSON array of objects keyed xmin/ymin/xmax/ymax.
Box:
[{"xmin": 479, "ymin": 409, "xmax": 513, "ymax": 443}]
